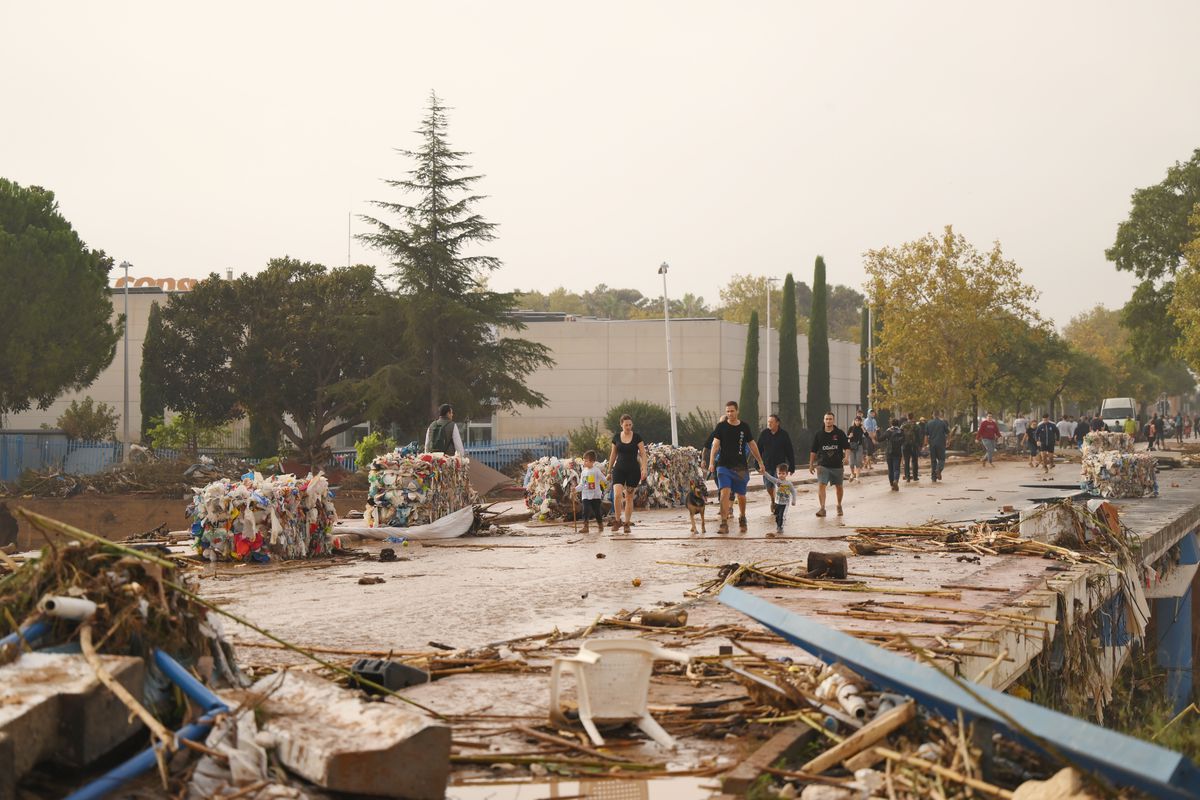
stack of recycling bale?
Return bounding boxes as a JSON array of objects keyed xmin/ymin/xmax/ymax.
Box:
[
  {"xmin": 640, "ymin": 444, "xmax": 705, "ymax": 508},
  {"xmin": 1081, "ymin": 450, "xmax": 1157, "ymax": 498},
  {"xmin": 189, "ymin": 472, "xmax": 337, "ymax": 562},
  {"xmin": 366, "ymin": 451, "xmax": 477, "ymax": 528},
  {"xmin": 524, "ymin": 456, "xmax": 600, "ymax": 521},
  {"xmin": 1081, "ymin": 431, "xmax": 1133, "ymax": 455}
]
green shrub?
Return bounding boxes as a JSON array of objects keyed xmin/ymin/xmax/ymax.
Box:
[
  {"xmin": 56, "ymin": 397, "xmax": 119, "ymax": 441},
  {"xmin": 678, "ymin": 406, "xmax": 720, "ymax": 450},
  {"xmin": 567, "ymin": 419, "xmax": 610, "ymax": 457},
  {"xmin": 603, "ymin": 400, "xmax": 672, "ymax": 446},
  {"xmin": 145, "ymin": 413, "xmax": 230, "ymax": 454},
  {"xmin": 354, "ymin": 431, "xmax": 397, "ymax": 468}
]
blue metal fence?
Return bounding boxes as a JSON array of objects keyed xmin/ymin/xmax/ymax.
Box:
[
  {"xmin": 329, "ymin": 436, "xmax": 568, "ymax": 474},
  {"xmin": 0, "ymin": 436, "xmax": 186, "ymax": 482}
]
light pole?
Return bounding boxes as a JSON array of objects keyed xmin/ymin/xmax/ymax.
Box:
[
  {"xmin": 658, "ymin": 262, "xmax": 679, "ymax": 446},
  {"xmin": 120, "ymin": 261, "xmax": 131, "ymax": 458},
  {"xmin": 765, "ymin": 277, "xmax": 779, "ymax": 421},
  {"xmin": 867, "ymin": 304, "xmax": 875, "ymax": 412}
]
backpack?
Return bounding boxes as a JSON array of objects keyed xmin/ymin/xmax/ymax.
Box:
[
  {"xmin": 887, "ymin": 427, "xmax": 905, "ymax": 457},
  {"xmin": 902, "ymin": 421, "xmax": 919, "ymax": 447},
  {"xmin": 428, "ymin": 418, "xmax": 455, "ymax": 453}
]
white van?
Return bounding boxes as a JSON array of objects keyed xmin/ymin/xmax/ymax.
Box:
[{"xmin": 1100, "ymin": 397, "xmax": 1138, "ymax": 434}]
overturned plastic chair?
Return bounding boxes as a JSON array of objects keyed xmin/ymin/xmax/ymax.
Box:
[{"xmin": 550, "ymin": 638, "xmax": 690, "ymax": 749}]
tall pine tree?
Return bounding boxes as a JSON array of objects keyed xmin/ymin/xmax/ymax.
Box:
[
  {"xmin": 778, "ymin": 273, "xmax": 802, "ymax": 436},
  {"xmin": 139, "ymin": 300, "xmax": 166, "ymax": 440},
  {"xmin": 806, "ymin": 256, "xmax": 831, "ymax": 430},
  {"xmin": 739, "ymin": 311, "xmax": 760, "ymax": 432},
  {"xmin": 360, "ymin": 93, "xmax": 552, "ymax": 423}
]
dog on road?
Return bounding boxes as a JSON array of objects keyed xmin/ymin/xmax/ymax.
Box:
[{"xmin": 685, "ymin": 480, "xmax": 709, "ymax": 534}]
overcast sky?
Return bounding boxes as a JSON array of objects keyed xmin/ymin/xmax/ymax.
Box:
[{"xmin": 4, "ymin": 2, "xmax": 1198, "ymax": 329}]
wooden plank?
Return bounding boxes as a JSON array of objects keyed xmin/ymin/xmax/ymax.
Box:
[
  {"xmin": 721, "ymin": 724, "xmax": 813, "ymax": 794},
  {"xmin": 800, "ymin": 700, "xmax": 915, "ymax": 775}
]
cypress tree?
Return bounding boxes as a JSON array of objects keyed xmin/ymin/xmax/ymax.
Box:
[
  {"xmin": 806, "ymin": 256, "xmax": 831, "ymax": 431},
  {"xmin": 739, "ymin": 311, "xmax": 760, "ymax": 433},
  {"xmin": 139, "ymin": 301, "xmax": 166, "ymax": 441},
  {"xmin": 778, "ymin": 274, "xmax": 803, "ymax": 436},
  {"xmin": 860, "ymin": 305, "xmax": 870, "ymax": 413}
]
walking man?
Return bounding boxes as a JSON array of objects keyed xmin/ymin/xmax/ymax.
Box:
[
  {"xmin": 757, "ymin": 414, "xmax": 795, "ymax": 505},
  {"xmin": 809, "ymin": 412, "xmax": 851, "ymax": 516},
  {"xmin": 880, "ymin": 416, "xmax": 904, "ymax": 490},
  {"xmin": 1074, "ymin": 415, "xmax": 1090, "ymax": 449},
  {"xmin": 900, "ymin": 412, "xmax": 921, "ymax": 481},
  {"xmin": 425, "ymin": 403, "xmax": 464, "ymax": 456},
  {"xmin": 1034, "ymin": 413, "xmax": 1058, "ymax": 473},
  {"xmin": 862, "ymin": 409, "xmax": 879, "ymax": 471},
  {"xmin": 925, "ymin": 410, "xmax": 950, "ymax": 482},
  {"xmin": 707, "ymin": 400, "xmax": 767, "ymax": 535},
  {"xmin": 1013, "ymin": 411, "xmax": 1028, "ymax": 454},
  {"xmin": 976, "ymin": 412, "xmax": 1000, "ymax": 467}
]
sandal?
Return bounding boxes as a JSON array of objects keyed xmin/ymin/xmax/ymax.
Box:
[{"xmin": 815, "ymin": 508, "xmax": 826, "ymax": 517}]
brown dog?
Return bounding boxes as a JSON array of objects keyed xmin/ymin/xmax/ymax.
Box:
[{"xmin": 685, "ymin": 480, "xmax": 708, "ymax": 534}]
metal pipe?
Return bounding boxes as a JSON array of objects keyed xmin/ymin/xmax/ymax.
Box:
[{"xmin": 64, "ymin": 651, "xmax": 229, "ymax": 800}]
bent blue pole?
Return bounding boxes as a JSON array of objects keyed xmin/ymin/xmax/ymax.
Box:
[
  {"xmin": 63, "ymin": 650, "xmax": 228, "ymax": 800},
  {"xmin": 0, "ymin": 618, "xmax": 50, "ymax": 650}
]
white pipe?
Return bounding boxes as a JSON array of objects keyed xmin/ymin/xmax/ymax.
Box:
[{"xmin": 38, "ymin": 595, "xmax": 97, "ymax": 621}]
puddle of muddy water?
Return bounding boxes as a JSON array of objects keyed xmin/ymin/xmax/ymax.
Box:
[{"xmin": 448, "ymin": 776, "xmax": 716, "ymax": 800}]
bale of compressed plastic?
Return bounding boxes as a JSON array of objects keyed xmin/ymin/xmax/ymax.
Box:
[
  {"xmin": 1081, "ymin": 451, "xmax": 1157, "ymax": 498},
  {"xmin": 640, "ymin": 444, "xmax": 705, "ymax": 508},
  {"xmin": 189, "ymin": 472, "xmax": 337, "ymax": 562},
  {"xmin": 1081, "ymin": 431, "xmax": 1133, "ymax": 456},
  {"xmin": 366, "ymin": 452, "xmax": 477, "ymax": 528},
  {"xmin": 523, "ymin": 456, "xmax": 601, "ymax": 521}
]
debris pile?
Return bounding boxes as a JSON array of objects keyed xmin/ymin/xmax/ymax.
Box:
[
  {"xmin": 188, "ymin": 472, "xmax": 338, "ymax": 562},
  {"xmin": 523, "ymin": 455, "xmax": 599, "ymax": 520},
  {"xmin": 1082, "ymin": 431, "xmax": 1133, "ymax": 455},
  {"xmin": 2, "ymin": 456, "xmax": 250, "ymax": 499},
  {"xmin": 640, "ymin": 444, "xmax": 705, "ymax": 508},
  {"xmin": 1081, "ymin": 450, "xmax": 1158, "ymax": 498},
  {"xmin": 366, "ymin": 451, "xmax": 478, "ymax": 528}
]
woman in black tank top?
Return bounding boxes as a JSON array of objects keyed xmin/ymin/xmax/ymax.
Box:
[{"xmin": 606, "ymin": 414, "xmax": 647, "ymax": 535}]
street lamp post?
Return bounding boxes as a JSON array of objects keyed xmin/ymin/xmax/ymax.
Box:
[
  {"xmin": 658, "ymin": 262, "xmax": 679, "ymax": 446},
  {"xmin": 120, "ymin": 261, "xmax": 131, "ymax": 459},
  {"xmin": 765, "ymin": 277, "xmax": 779, "ymax": 421}
]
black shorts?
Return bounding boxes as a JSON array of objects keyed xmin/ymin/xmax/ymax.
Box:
[{"xmin": 612, "ymin": 463, "xmax": 641, "ymax": 488}]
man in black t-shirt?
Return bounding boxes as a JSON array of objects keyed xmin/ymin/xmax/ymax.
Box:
[
  {"xmin": 809, "ymin": 412, "xmax": 850, "ymax": 517},
  {"xmin": 707, "ymin": 400, "xmax": 767, "ymax": 535}
]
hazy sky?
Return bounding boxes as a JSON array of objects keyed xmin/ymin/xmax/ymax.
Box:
[{"xmin": 4, "ymin": 2, "xmax": 1198, "ymax": 328}]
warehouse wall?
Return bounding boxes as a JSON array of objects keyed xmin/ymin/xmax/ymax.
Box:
[{"xmin": 494, "ymin": 317, "xmax": 861, "ymax": 439}]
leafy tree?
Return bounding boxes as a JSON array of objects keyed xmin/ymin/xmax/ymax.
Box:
[
  {"xmin": 806, "ymin": 256, "xmax": 831, "ymax": 430},
  {"xmin": 738, "ymin": 311, "xmax": 760, "ymax": 432},
  {"xmin": 359, "ymin": 93, "xmax": 553, "ymax": 421},
  {"xmin": 247, "ymin": 411, "xmax": 280, "ymax": 460},
  {"xmin": 1063, "ymin": 305, "xmax": 1133, "ymax": 400},
  {"xmin": 0, "ymin": 179, "xmax": 121, "ymax": 421},
  {"xmin": 859, "ymin": 306, "xmax": 869, "ymax": 412},
  {"xmin": 354, "ymin": 430, "xmax": 398, "ymax": 467},
  {"xmin": 155, "ymin": 274, "xmax": 242, "ymax": 450},
  {"xmin": 777, "ymin": 273, "xmax": 803, "ymax": 435},
  {"xmin": 233, "ymin": 258, "xmax": 400, "ymax": 467},
  {"xmin": 518, "ymin": 285, "xmax": 711, "ymax": 319},
  {"xmin": 603, "ymin": 400, "xmax": 671, "ymax": 445},
  {"xmin": 145, "ymin": 413, "xmax": 230, "ymax": 453},
  {"xmin": 566, "ymin": 419, "xmax": 610, "ymax": 457},
  {"xmin": 864, "ymin": 226, "xmax": 1039, "ymax": 424},
  {"xmin": 139, "ymin": 301, "xmax": 166, "ymax": 440},
  {"xmin": 1107, "ymin": 148, "xmax": 1200, "ymax": 361},
  {"xmin": 719, "ymin": 274, "xmax": 789, "ymax": 328},
  {"xmin": 678, "ymin": 406, "xmax": 720, "ymax": 450},
  {"xmin": 1170, "ymin": 207, "xmax": 1200, "ymax": 378},
  {"xmin": 826, "ymin": 284, "xmax": 866, "ymax": 343},
  {"xmin": 56, "ymin": 397, "xmax": 119, "ymax": 440}
]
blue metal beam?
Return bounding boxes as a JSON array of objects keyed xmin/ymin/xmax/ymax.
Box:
[{"xmin": 719, "ymin": 585, "xmax": 1200, "ymax": 798}]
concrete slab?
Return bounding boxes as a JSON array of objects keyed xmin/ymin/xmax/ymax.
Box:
[
  {"xmin": 0, "ymin": 652, "xmax": 144, "ymax": 800},
  {"xmin": 245, "ymin": 670, "xmax": 451, "ymax": 799}
]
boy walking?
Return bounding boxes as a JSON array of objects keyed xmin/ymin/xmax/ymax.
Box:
[
  {"xmin": 1034, "ymin": 413, "xmax": 1058, "ymax": 473},
  {"xmin": 575, "ymin": 450, "xmax": 608, "ymax": 533},
  {"xmin": 762, "ymin": 464, "xmax": 797, "ymax": 534}
]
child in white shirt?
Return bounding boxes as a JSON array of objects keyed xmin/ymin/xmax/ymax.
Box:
[
  {"xmin": 575, "ymin": 450, "xmax": 608, "ymax": 533},
  {"xmin": 763, "ymin": 464, "xmax": 796, "ymax": 534}
]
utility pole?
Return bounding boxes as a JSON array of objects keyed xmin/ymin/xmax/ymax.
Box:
[
  {"xmin": 120, "ymin": 261, "xmax": 131, "ymax": 458},
  {"xmin": 765, "ymin": 277, "xmax": 779, "ymax": 420},
  {"xmin": 658, "ymin": 262, "xmax": 679, "ymax": 446}
]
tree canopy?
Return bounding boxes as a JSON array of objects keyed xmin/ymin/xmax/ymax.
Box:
[
  {"xmin": 864, "ymin": 226, "xmax": 1039, "ymax": 422},
  {"xmin": 359, "ymin": 92, "xmax": 552, "ymax": 421},
  {"xmin": 1107, "ymin": 148, "xmax": 1200, "ymax": 362},
  {"xmin": 0, "ymin": 178, "xmax": 120, "ymax": 420},
  {"xmin": 777, "ymin": 273, "xmax": 802, "ymax": 434},
  {"xmin": 806, "ymin": 256, "xmax": 831, "ymax": 430},
  {"xmin": 739, "ymin": 311, "xmax": 760, "ymax": 432},
  {"xmin": 1170, "ymin": 206, "xmax": 1200, "ymax": 378}
]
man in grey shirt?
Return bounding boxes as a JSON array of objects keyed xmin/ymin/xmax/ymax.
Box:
[{"xmin": 925, "ymin": 409, "xmax": 950, "ymax": 482}]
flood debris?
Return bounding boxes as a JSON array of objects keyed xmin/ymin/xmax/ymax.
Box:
[{"xmin": 366, "ymin": 451, "xmax": 477, "ymax": 528}]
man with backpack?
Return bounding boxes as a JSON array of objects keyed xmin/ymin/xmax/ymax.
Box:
[
  {"xmin": 880, "ymin": 417, "xmax": 904, "ymax": 491},
  {"xmin": 425, "ymin": 403, "xmax": 465, "ymax": 456}
]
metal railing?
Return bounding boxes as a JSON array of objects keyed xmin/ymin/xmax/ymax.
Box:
[{"xmin": 0, "ymin": 436, "xmax": 184, "ymax": 482}]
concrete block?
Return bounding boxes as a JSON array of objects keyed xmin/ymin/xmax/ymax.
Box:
[
  {"xmin": 251, "ymin": 670, "xmax": 450, "ymax": 799},
  {"xmin": 0, "ymin": 652, "xmax": 144, "ymax": 800}
]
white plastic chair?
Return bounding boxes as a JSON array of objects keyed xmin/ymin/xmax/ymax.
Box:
[{"xmin": 550, "ymin": 638, "xmax": 690, "ymax": 749}]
